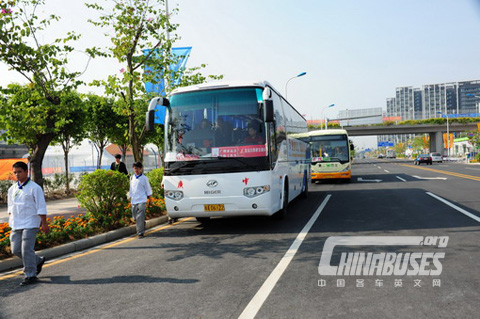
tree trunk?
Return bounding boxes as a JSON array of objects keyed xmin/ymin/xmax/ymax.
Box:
[
  {"xmin": 64, "ymin": 148, "xmax": 70, "ymax": 194},
  {"xmin": 61, "ymin": 138, "xmax": 72, "ymax": 194},
  {"xmin": 95, "ymin": 138, "xmax": 109, "ymax": 169},
  {"xmin": 129, "ymin": 115, "xmax": 143, "ymax": 162},
  {"xmin": 29, "ymin": 134, "xmax": 55, "ymax": 189}
]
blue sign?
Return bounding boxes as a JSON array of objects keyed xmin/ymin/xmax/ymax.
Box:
[
  {"xmin": 377, "ymin": 141, "xmax": 394, "ymax": 147},
  {"xmin": 143, "ymin": 47, "xmax": 192, "ymax": 96}
]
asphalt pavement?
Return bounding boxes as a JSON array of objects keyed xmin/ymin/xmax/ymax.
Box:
[{"xmin": 1, "ymin": 159, "xmax": 479, "ymax": 318}]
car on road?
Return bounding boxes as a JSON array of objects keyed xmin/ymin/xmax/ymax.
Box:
[
  {"xmin": 414, "ymin": 154, "xmax": 432, "ymax": 165},
  {"xmin": 377, "ymin": 154, "xmax": 385, "ymax": 159},
  {"xmin": 430, "ymin": 152, "xmax": 442, "ymax": 163}
]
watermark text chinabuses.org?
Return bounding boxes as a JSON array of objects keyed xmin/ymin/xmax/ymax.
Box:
[{"xmin": 318, "ymin": 236, "xmax": 448, "ymax": 276}]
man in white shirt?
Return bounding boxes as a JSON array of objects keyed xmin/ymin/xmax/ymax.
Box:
[
  {"xmin": 129, "ymin": 162, "xmax": 153, "ymax": 238},
  {"xmin": 8, "ymin": 161, "xmax": 49, "ymax": 286}
]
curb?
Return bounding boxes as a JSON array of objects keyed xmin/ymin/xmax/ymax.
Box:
[{"xmin": 0, "ymin": 215, "xmax": 169, "ymax": 273}]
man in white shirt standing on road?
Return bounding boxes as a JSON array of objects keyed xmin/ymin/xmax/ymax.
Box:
[
  {"xmin": 130, "ymin": 162, "xmax": 153, "ymax": 238},
  {"xmin": 8, "ymin": 161, "xmax": 49, "ymax": 286}
]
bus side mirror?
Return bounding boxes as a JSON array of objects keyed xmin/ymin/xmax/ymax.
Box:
[
  {"xmin": 264, "ymin": 99, "xmax": 274, "ymax": 122},
  {"xmin": 146, "ymin": 97, "xmax": 170, "ymax": 131},
  {"xmin": 350, "ymin": 144, "xmax": 355, "ymax": 151}
]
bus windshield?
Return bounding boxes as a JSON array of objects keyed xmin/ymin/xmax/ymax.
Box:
[
  {"xmin": 310, "ymin": 134, "xmax": 349, "ymax": 163},
  {"xmin": 164, "ymin": 87, "xmax": 269, "ymax": 175}
]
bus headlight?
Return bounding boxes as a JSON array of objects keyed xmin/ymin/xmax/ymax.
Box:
[
  {"xmin": 165, "ymin": 190, "xmax": 184, "ymax": 201},
  {"xmin": 244, "ymin": 185, "xmax": 270, "ymax": 198},
  {"xmin": 340, "ymin": 165, "xmax": 351, "ymax": 172}
]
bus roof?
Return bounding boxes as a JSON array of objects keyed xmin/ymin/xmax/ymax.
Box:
[
  {"xmin": 308, "ymin": 129, "xmax": 349, "ymax": 137},
  {"xmin": 170, "ymin": 81, "xmax": 271, "ymax": 95}
]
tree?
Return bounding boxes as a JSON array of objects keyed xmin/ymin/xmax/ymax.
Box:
[
  {"xmin": 84, "ymin": 94, "xmax": 126, "ymax": 168},
  {"xmin": 467, "ymin": 130, "xmax": 480, "ymax": 159},
  {"xmin": 0, "ymin": 0, "xmax": 97, "ymax": 186},
  {"xmin": 87, "ymin": 0, "xmax": 177, "ymax": 162},
  {"xmin": 87, "ymin": 0, "xmax": 223, "ymax": 163},
  {"xmin": 0, "ymin": 84, "xmax": 77, "ymax": 187},
  {"xmin": 52, "ymin": 91, "xmax": 86, "ymax": 194}
]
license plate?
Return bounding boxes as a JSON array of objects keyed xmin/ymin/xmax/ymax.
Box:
[{"xmin": 204, "ymin": 204, "xmax": 225, "ymax": 212}]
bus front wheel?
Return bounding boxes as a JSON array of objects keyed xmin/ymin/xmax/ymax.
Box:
[
  {"xmin": 196, "ymin": 217, "xmax": 210, "ymax": 223},
  {"xmin": 273, "ymin": 186, "xmax": 288, "ymax": 220}
]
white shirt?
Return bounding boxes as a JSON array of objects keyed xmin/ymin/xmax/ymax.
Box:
[
  {"xmin": 130, "ymin": 174, "xmax": 153, "ymax": 204},
  {"xmin": 8, "ymin": 179, "xmax": 47, "ymax": 230}
]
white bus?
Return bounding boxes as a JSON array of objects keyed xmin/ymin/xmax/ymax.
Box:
[
  {"xmin": 146, "ymin": 81, "xmax": 310, "ymax": 220},
  {"xmin": 296, "ymin": 129, "xmax": 353, "ymax": 182}
]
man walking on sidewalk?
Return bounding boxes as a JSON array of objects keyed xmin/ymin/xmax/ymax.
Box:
[
  {"xmin": 130, "ymin": 162, "xmax": 152, "ymax": 238},
  {"xmin": 8, "ymin": 161, "xmax": 49, "ymax": 286}
]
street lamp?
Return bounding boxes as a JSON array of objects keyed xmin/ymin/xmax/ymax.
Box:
[
  {"xmin": 285, "ymin": 72, "xmax": 307, "ymax": 100},
  {"xmin": 437, "ymin": 111, "xmax": 450, "ymax": 159},
  {"xmin": 320, "ymin": 103, "xmax": 335, "ymax": 130}
]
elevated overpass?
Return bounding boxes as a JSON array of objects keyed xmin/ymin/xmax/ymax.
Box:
[{"xmin": 343, "ymin": 122, "xmax": 479, "ymax": 153}]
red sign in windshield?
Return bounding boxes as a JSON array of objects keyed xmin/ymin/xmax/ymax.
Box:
[{"xmin": 211, "ymin": 145, "xmax": 267, "ymax": 158}]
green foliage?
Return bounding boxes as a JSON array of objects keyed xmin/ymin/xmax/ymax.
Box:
[
  {"xmin": 86, "ymin": 0, "xmax": 223, "ymax": 161},
  {"xmin": 86, "ymin": 0, "xmax": 179, "ymax": 161},
  {"xmin": 0, "ymin": 0, "xmax": 94, "ymax": 100},
  {"xmin": 43, "ymin": 173, "xmax": 66, "ymax": 193},
  {"xmin": 178, "ymin": 64, "xmax": 224, "ymax": 87},
  {"xmin": 467, "ymin": 130, "xmax": 480, "ymax": 148},
  {"xmin": 398, "ymin": 117, "xmax": 479, "ymax": 126},
  {"xmin": 0, "ymin": 84, "xmax": 57, "ymax": 148},
  {"xmin": 83, "ymin": 94, "xmax": 128, "ymax": 167},
  {"xmin": 0, "ymin": 0, "xmax": 96, "ymax": 186},
  {"xmin": 146, "ymin": 168, "xmax": 164, "ymax": 199},
  {"xmin": 0, "ymin": 179, "xmax": 13, "ymax": 203},
  {"xmin": 77, "ymin": 170, "xmax": 130, "ymax": 228}
]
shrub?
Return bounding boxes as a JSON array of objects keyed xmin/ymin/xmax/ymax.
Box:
[
  {"xmin": 146, "ymin": 168, "xmax": 164, "ymax": 199},
  {"xmin": 0, "ymin": 180, "xmax": 14, "ymax": 203},
  {"xmin": 0, "ymin": 223, "xmax": 11, "ymax": 257},
  {"xmin": 77, "ymin": 170, "xmax": 129, "ymax": 229},
  {"xmin": 43, "ymin": 173, "xmax": 67, "ymax": 194}
]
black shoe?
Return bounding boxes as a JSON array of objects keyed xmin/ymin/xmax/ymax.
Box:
[
  {"xmin": 20, "ymin": 277, "xmax": 38, "ymax": 286},
  {"xmin": 137, "ymin": 233, "xmax": 144, "ymax": 238},
  {"xmin": 37, "ymin": 257, "xmax": 46, "ymax": 276}
]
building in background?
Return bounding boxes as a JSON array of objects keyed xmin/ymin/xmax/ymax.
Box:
[
  {"xmin": 337, "ymin": 107, "xmax": 383, "ymax": 127},
  {"xmin": 386, "ymin": 80, "xmax": 480, "ymax": 121}
]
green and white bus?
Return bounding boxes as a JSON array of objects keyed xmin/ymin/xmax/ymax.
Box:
[{"xmin": 297, "ymin": 129, "xmax": 353, "ymax": 182}]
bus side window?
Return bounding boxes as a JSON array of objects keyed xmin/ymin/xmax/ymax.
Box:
[{"xmin": 269, "ymin": 122, "xmax": 278, "ymax": 164}]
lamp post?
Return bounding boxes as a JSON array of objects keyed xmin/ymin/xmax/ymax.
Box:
[
  {"xmin": 320, "ymin": 104, "xmax": 335, "ymax": 130},
  {"xmin": 285, "ymin": 72, "xmax": 307, "ymax": 100},
  {"xmin": 437, "ymin": 111, "xmax": 450, "ymax": 159}
]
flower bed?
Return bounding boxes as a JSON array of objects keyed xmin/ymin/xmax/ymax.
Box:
[{"xmin": 0, "ymin": 197, "xmax": 166, "ymax": 259}]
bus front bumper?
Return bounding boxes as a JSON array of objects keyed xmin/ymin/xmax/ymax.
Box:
[{"xmin": 311, "ymin": 171, "xmax": 351, "ymax": 180}]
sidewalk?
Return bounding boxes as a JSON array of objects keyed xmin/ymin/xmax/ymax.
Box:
[
  {"xmin": 0, "ymin": 197, "xmax": 86, "ymax": 224},
  {"xmin": 0, "ymin": 215, "xmax": 169, "ymax": 273}
]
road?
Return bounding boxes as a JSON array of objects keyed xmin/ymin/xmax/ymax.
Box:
[{"xmin": 1, "ymin": 159, "xmax": 479, "ymax": 318}]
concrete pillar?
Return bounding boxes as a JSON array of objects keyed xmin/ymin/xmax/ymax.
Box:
[{"xmin": 429, "ymin": 132, "xmax": 444, "ymax": 155}]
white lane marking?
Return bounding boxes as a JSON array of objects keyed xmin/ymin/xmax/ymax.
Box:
[
  {"xmin": 384, "ymin": 170, "xmax": 390, "ymax": 173},
  {"xmin": 396, "ymin": 176, "xmax": 407, "ymax": 182},
  {"xmin": 377, "ymin": 166, "xmax": 382, "ymax": 169},
  {"xmin": 238, "ymin": 195, "xmax": 332, "ymax": 319},
  {"xmin": 412, "ymin": 175, "xmax": 447, "ymax": 180},
  {"xmin": 426, "ymin": 192, "xmax": 480, "ymax": 223},
  {"xmin": 357, "ymin": 177, "xmax": 382, "ymax": 183}
]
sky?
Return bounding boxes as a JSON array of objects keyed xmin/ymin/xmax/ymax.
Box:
[{"xmin": 1, "ymin": 0, "xmax": 480, "ymax": 149}]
